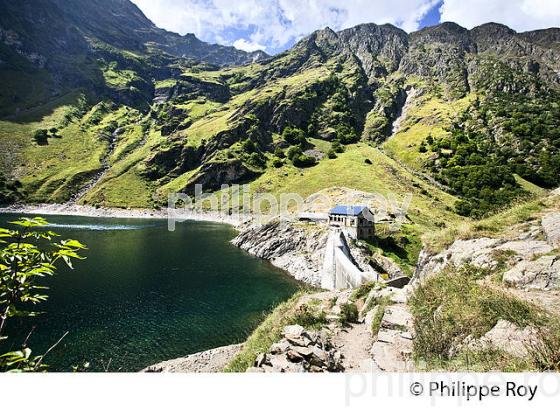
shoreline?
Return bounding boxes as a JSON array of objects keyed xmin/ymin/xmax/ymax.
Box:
[{"xmin": 0, "ymin": 203, "xmax": 245, "ymax": 227}]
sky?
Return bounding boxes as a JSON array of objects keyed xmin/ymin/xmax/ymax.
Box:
[{"xmin": 130, "ymin": 0, "xmax": 560, "ymax": 54}]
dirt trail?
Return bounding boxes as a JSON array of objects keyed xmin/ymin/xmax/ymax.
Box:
[{"xmin": 333, "ymin": 322, "xmax": 375, "ymax": 372}]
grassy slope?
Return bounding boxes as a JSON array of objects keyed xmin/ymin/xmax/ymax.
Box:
[
  {"xmin": 410, "ymin": 266, "xmax": 550, "ymax": 371},
  {"xmin": 382, "ymin": 91, "xmax": 474, "ymax": 170},
  {"xmin": 248, "ymin": 143, "xmax": 462, "ymax": 234},
  {"xmin": 424, "ymin": 192, "xmax": 559, "ymax": 253},
  {"xmin": 0, "ymin": 91, "xmax": 109, "ymax": 203}
]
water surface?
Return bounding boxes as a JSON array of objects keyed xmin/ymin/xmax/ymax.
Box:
[{"xmin": 1, "ymin": 213, "xmax": 299, "ymax": 372}]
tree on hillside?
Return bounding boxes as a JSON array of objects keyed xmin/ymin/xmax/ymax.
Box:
[
  {"xmin": 32, "ymin": 129, "xmax": 49, "ymax": 145},
  {"xmin": 0, "ymin": 217, "xmax": 86, "ymax": 372}
]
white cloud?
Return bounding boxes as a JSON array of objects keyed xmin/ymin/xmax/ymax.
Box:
[
  {"xmin": 131, "ymin": 0, "xmax": 440, "ymax": 53},
  {"xmin": 440, "ymin": 0, "xmax": 560, "ymax": 32},
  {"xmin": 233, "ymin": 38, "xmax": 267, "ymax": 52}
]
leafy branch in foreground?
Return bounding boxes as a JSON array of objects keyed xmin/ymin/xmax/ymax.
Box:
[{"xmin": 0, "ymin": 217, "xmax": 86, "ymax": 372}]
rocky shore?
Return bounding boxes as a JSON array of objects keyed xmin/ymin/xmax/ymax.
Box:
[
  {"xmin": 0, "ymin": 203, "xmax": 244, "ymax": 227},
  {"xmin": 143, "ymin": 344, "xmax": 244, "ymax": 373}
]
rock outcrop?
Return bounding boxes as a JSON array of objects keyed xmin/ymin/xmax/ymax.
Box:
[
  {"xmin": 367, "ymin": 288, "xmax": 415, "ymax": 372},
  {"xmin": 248, "ymin": 325, "xmax": 344, "ymax": 373},
  {"xmin": 542, "ymin": 213, "xmax": 560, "ymax": 248},
  {"xmin": 415, "ymin": 237, "xmax": 553, "ymax": 283},
  {"xmin": 414, "ymin": 210, "xmax": 560, "ymax": 291},
  {"xmin": 143, "ymin": 343, "xmax": 244, "ymax": 373},
  {"xmin": 464, "ymin": 320, "xmax": 538, "ymax": 359},
  {"xmin": 503, "ymin": 255, "xmax": 560, "ymax": 290},
  {"xmin": 233, "ymin": 220, "xmax": 329, "ymax": 285}
]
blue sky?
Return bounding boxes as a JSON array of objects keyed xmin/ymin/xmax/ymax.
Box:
[{"xmin": 131, "ymin": 0, "xmax": 560, "ymax": 54}]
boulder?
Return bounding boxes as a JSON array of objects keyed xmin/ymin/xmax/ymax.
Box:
[
  {"xmin": 467, "ymin": 320, "xmax": 538, "ymax": 358},
  {"xmin": 370, "ymin": 304, "xmax": 415, "ymax": 371},
  {"xmin": 380, "ymin": 304, "xmax": 414, "ymax": 330},
  {"xmin": 385, "ymin": 276, "xmax": 410, "ymax": 289},
  {"xmin": 542, "ymin": 213, "xmax": 560, "ymax": 248},
  {"xmin": 286, "ymin": 350, "xmax": 304, "ymax": 363},
  {"xmin": 270, "ymin": 340, "xmax": 291, "ymax": 354},
  {"xmin": 503, "ymin": 255, "xmax": 560, "ymax": 290},
  {"xmin": 283, "ymin": 324, "xmax": 304, "ymax": 338}
]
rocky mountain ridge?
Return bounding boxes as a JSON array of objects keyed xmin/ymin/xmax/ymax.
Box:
[{"xmin": 1, "ymin": 2, "xmax": 559, "ymax": 234}]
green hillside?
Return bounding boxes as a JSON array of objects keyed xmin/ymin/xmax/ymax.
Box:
[{"xmin": 1, "ymin": 2, "xmax": 559, "ymax": 239}]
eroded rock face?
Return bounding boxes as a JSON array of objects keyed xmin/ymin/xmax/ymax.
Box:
[
  {"xmin": 464, "ymin": 320, "xmax": 538, "ymax": 359},
  {"xmin": 415, "ymin": 237, "xmax": 553, "ymax": 283},
  {"xmin": 503, "ymin": 256, "xmax": 560, "ymax": 290},
  {"xmin": 233, "ymin": 220, "xmax": 329, "ymax": 285},
  {"xmin": 542, "ymin": 213, "xmax": 560, "ymax": 248},
  {"xmin": 414, "ymin": 212, "xmax": 560, "ymax": 291}
]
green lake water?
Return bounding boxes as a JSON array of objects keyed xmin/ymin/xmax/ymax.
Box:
[{"xmin": 1, "ymin": 213, "xmax": 299, "ymax": 372}]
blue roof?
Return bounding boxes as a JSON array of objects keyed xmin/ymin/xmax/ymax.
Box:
[{"xmin": 329, "ymin": 205, "xmax": 367, "ymax": 216}]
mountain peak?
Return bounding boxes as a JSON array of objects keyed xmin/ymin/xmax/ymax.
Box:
[
  {"xmin": 410, "ymin": 21, "xmax": 474, "ymax": 51},
  {"xmin": 0, "ymin": 0, "xmax": 267, "ymax": 67}
]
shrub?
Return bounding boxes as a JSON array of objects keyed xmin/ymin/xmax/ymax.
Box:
[
  {"xmin": 286, "ymin": 145, "xmax": 302, "ymax": 161},
  {"xmin": 292, "ymin": 154, "xmax": 316, "ymax": 168},
  {"xmin": 331, "ymin": 140, "xmax": 344, "ymax": 153},
  {"xmin": 339, "ymin": 303, "xmax": 359, "ymax": 325},
  {"xmin": 292, "ymin": 304, "xmax": 327, "ymax": 329},
  {"xmin": 32, "ymin": 129, "xmax": 49, "ymax": 145},
  {"xmin": 246, "ymin": 152, "xmax": 265, "ymax": 168},
  {"xmin": 335, "ymin": 124, "xmax": 358, "ymax": 144},
  {"xmin": 282, "ymin": 126, "xmax": 306, "ymax": 145},
  {"xmin": 274, "ymin": 147, "xmax": 285, "ymax": 158},
  {"xmin": 0, "ymin": 217, "xmax": 86, "ymax": 372}
]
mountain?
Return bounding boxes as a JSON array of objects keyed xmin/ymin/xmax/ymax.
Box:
[
  {"xmin": 0, "ymin": 0, "xmax": 267, "ymax": 113},
  {"xmin": 0, "ymin": 1, "xmax": 559, "ymax": 232}
]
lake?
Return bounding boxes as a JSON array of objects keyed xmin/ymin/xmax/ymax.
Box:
[{"xmin": 0, "ymin": 213, "xmax": 299, "ymax": 372}]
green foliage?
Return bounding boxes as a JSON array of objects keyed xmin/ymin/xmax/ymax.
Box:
[
  {"xmin": 241, "ymin": 138, "xmax": 257, "ymax": 153},
  {"xmin": 32, "ymin": 129, "xmax": 49, "ymax": 146},
  {"xmin": 334, "ymin": 123, "xmax": 358, "ymax": 145},
  {"xmin": 273, "ymin": 147, "xmax": 285, "ymax": 158},
  {"xmin": 338, "ymin": 303, "xmax": 359, "ymax": 325},
  {"xmin": 282, "ymin": 126, "xmax": 307, "ymax": 146},
  {"xmin": 292, "ymin": 303, "xmax": 328, "ymax": 329},
  {"xmin": 442, "ymin": 165, "xmax": 527, "ymax": 218},
  {"xmin": 292, "ymin": 153, "xmax": 317, "ymax": 168},
  {"xmin": 245, "ymin": 152, "xmax": 266, "ymax": 169},
  {"xmin": 286, "ymin": 145, "xmax": 302, "ymax": 161},
  {"xmin": 331, "ymin": 140, "xmax": 344, "ymax": 153},
  {"xmin": 426, "ymin": 91, "xmax": 560, "ymax": 217},
  {"xmin": 0, "ymin": 217, "xmax": 86, "ymax": 372},
  {"xmin": 365, "ymin": 225, "xmax": 423, "ymax": 276}
]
